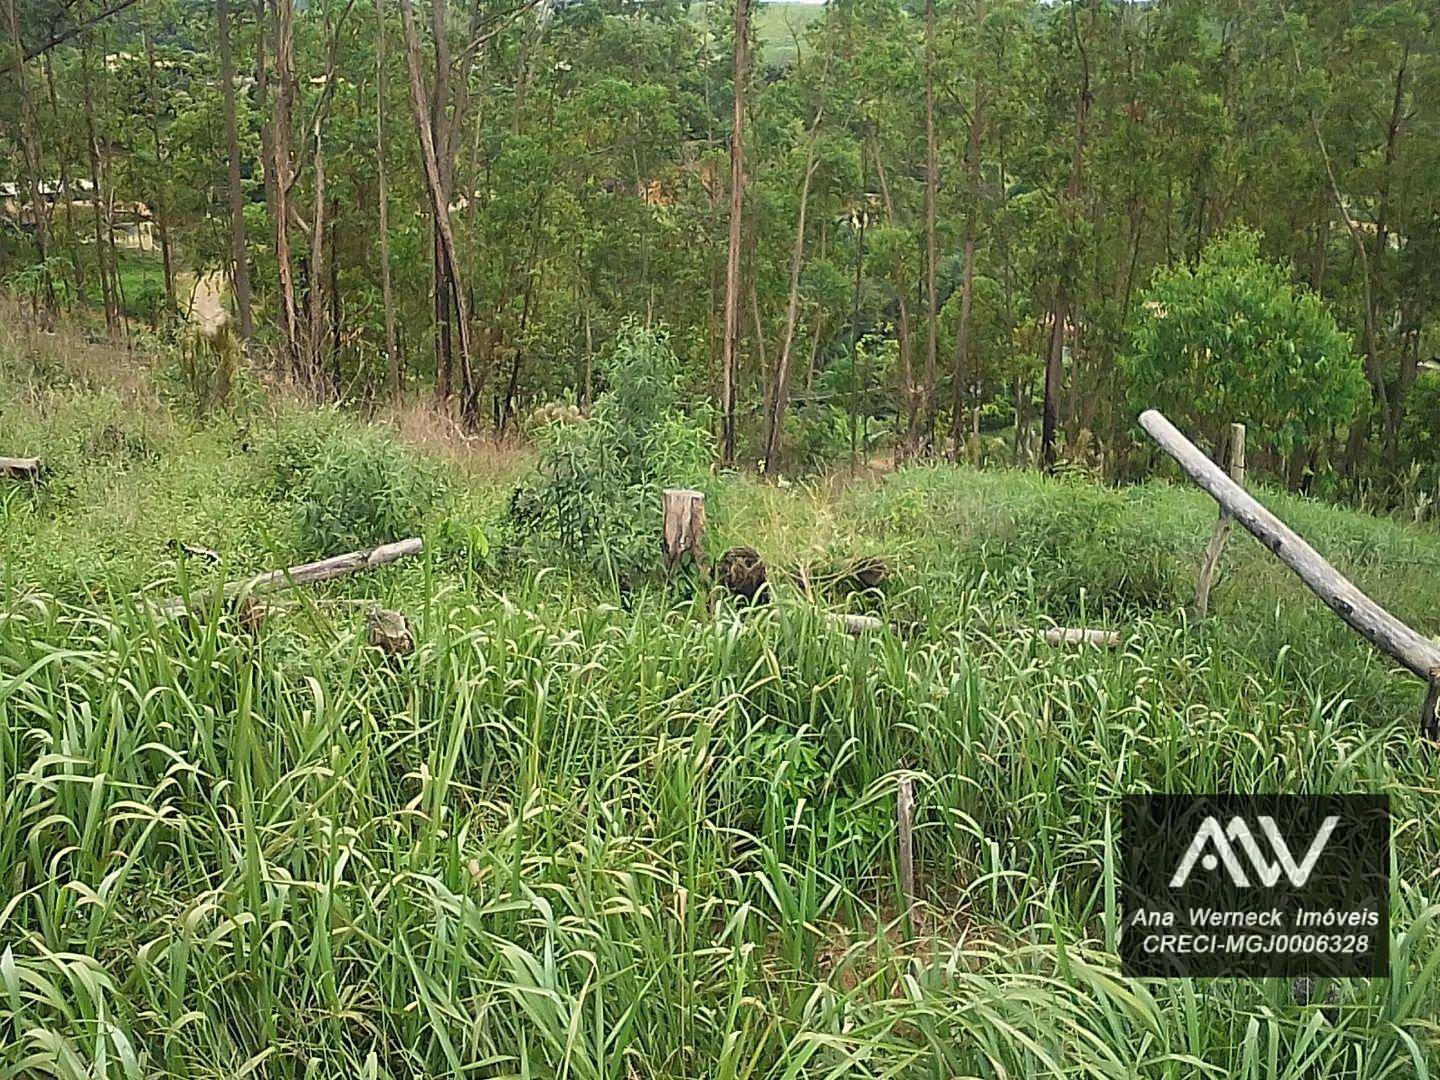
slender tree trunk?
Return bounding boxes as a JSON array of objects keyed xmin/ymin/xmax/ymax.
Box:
[
  {"xmin": 761, "ymin": 97, "xmax": 825, "ymax": 475},
  {"xmin": 217, "ymin": 0, "xmax": 254, "ymax": 338},
  {"xmin": 948, "ymin": 73, "xmax": 985, "ymax": 458},
  {"xmin": 1042, "ymin": 1, "xmax": 1090, "ymax": 472},
  {"xmin": 42, "ymin": 56, "xmax": 80, "ymax": 297},
  {"xmin": 142, "ymin": 31, "xmax": 175, "ymax": 308},
  {"xmin": 869, "ymin": 134, "xmax": 915, "ymax": 455},
  {"xmin": 5, "ymin": 0, "xmax": 55, "ymax": 324},
  {"xmin": 269, "ymin": 0, "xmax": 303, "ymax": 375},
  {"xmin": 1375, "ymin": 43, "xmax": 1410, "ymax": 466},
  {"xmin": 920, "ymin": 0, "xmax": 939, "ymax": 453},
  {"xmin": 374, "ymin": 0, "xmax": 399, "ymax": 393},
  {"xmin": 307, "ymin": 143, "xmax": 328, "ymax": 390},
  {"xmin": 720, "ymin": 0, "xmax": 750, "ymax": 464},
  {"xmin": 81, "ymin": 36, "xmax": 119, "ymax": 337},
  {"xmin": 398, "ymin": 0, "xmax": 477, "ymax": 419}
]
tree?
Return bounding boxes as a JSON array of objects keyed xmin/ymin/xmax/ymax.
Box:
[
  {"xmin": 1122, "ymin": 228, "xmax": 1366, "ymax": 471},
  {"xmin": 720, "ymin": 0, "xmax": 751, "ymax": 466}
]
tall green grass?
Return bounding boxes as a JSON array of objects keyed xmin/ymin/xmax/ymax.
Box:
[{"xmin": 3, "ymin": 342, "xmax": 1440, "ymax": 1076}]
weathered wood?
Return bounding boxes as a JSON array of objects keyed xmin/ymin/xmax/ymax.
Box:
[
  {"xmin": 662, "ymin": 488, "xmax": 707, "ymax": 574},
  {"xmin": 896, "ymin": 773, "xmax": 916, "ymax": 923},
  {"xmin": 1422, "ymin": 677, "xmax": 1440, "ymax": 743},
  {"xmin": 717, "ymin": 546, "xmax": 768, "ymax": 602},
  {"xmin": 829, "ymin": 612, "xmax": 886, "ymax": 635},
  {"xmin": 1025, "ymin": 627, "xmax": 1125, "ymax": 647},
  {"xmin": 158, "ymin": 537, "xmax": 423, "ymax": 617},
  {"xmin": 366, "ymin": 606, "xmax": 414, "ymax": 657},
  {"xmin": 1194, "ymin": 422, "xmax": 1246, "ymax": 618},
  {"xmin": 0, "ymin": 456, "xmax": 41, "ymax": 479},
  {"xmin": 1141, "ymin": 409, "xmax": 1440, "ymax": 682}
]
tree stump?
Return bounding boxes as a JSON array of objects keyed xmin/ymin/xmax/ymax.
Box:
[
  {"xmin": 367, "ymin": 607, "xmax": 414, "ymax": 658},
  {"xmin": 662, "ymin": 488, "xmax": 708, "ymax": 576},
  {"xmin": 0, "ymin": 457, "xmax": 42, "ymax": 480},
  {"xmin": 718, "ymin": 546, "xmax": 768, "ymax": 602}
]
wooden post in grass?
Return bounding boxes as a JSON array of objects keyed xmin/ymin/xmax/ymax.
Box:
[
  {"xmin": 896, "ymin": 773, "xmax": 916, "ymax": 924},
  {"xmin": 1140, "ymin": 409, "xmax": 1440, "ymax": 738},
  {"xmin": 0, "ymin": 456, "xmax": 41, "ymax": 479},
  {"xmin": 662, "ymin": 488, "xmax": 708, "ymax": 577},
  {"xmin": 1194, "ymin": 423, "xmax": 1245, "ymax": 618}
]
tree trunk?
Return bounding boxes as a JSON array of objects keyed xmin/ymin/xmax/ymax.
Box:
[
  {"xmin": 920, "ymin": 0, "xmax": 940, "ymax": 453},
  {"xmin": 948, "ymin": 73, "xmax": 985, "ymax": 459},
  {"xmin": 374, "ymin": 0, "xmax": 399, "ymax": 393},
  {"xmin": 761, "ymin": 147, "xmax": 819, "ymax": 474},
  {"xmin": 870, "ymin": 135, "xmax": 915, "ymax": 455},
  {"xmin": 143, "ymin": 30, "xmax": 175, "ymax": 309},
  {"xmin": 1042, "ymin": 0, "xmax": 1091, "ymax": 472},
  {"xmin": 720, "ymin": 0, "xmax": 750, "ymax": 465},
  {"xmin": 398, "ymin": 0, "xmax": 477, "ymax": 419},
  {"xmin": 269, "ymin": 0, "xmax": 304, "ymax": 375},
  {"xmin": 80, "ymin": 35, "xmax": 119, "ymax": 337},
  {"xmin": 5, "ymin": 0, "xmax": 55, "ymax": 324},
  {"xmin": 217, "ymin": 0, "xmax": 254, "ymax": 339}
]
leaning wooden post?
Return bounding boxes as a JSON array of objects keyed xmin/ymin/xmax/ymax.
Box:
[
  {"xmin": 1194, "ymin": 422, "xmax": 1245, "ymax": 618},
  {"xmin": 1140, "ymin": 409, "xmax": 1440, "ymax": 738},
  {"xmin": 661, "ymin": 488, "xmax": 709, "ymax": 577}
]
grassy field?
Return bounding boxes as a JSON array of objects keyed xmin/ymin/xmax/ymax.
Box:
[{"xmin": 2, "ymin": 322, "xmax": 1440, "ymax": 1076}]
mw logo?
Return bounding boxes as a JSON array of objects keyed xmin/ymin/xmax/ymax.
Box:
[{"xmin": 1169, "ymin": 815, "xmax": 1340, "ymax": 888}]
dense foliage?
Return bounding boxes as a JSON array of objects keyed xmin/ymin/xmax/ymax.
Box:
[
  {"xmin": 0, "ymin": 0, "xmax": 1436, "ymax": 500},
  {"xmin": 3, "ymin": 339, "xmax": 1440, "ymax": 1075},
  {"xmin": 1124, "ymin": 229, "xmax": 1368, "ymax": 461},
  {"xmin": 508, "ymin": 321, "xmax": 714, "ymax": 583}
]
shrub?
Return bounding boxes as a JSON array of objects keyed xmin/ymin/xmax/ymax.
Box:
[
  {"xmin": 507, "ymin": 320, "xmax": 714, "ymax": 585},
  {"xmin": 295, "ymin": 429, "xmax": 447, "ymax": 557},
  {"xmin": 253, "ymin": 408, "xmax": 448, "ymax": 558},
  {"xmin": 1122, "ymin": 228, "xmax": 1365, "ymax": 461}
]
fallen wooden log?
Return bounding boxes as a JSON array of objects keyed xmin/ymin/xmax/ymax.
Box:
[
  {"xmin": 1022, "ymin": 627, "xmax": 1125, "ymax": 647},
  {"xmin": 156, "ymin": 537, "xmax": 424, "ymax": 618},
  {"xmin": 1140, "ymin": 409, "xmax": 1440, "ymax": 737},
  {"xmin": 0, "ymin": 456, "xmax": 42, "ymax": 479}
]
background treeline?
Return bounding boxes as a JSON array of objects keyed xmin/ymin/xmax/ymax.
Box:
[{"xmin": 2, "ymin": 0, "xmax": 1438, "ymax": 502}]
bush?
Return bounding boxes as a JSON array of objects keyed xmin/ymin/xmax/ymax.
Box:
[
  {"xmin": 297, "ymin": 429, "xmax": 446, "ymax": 557},
  {"xmin": 1122, "ymin": 228, "xmax": 1365, "ymax": 461},
  {"xmin": 253, "ymin": 408, "xmax": 447, "ymax": 558},
  {"xmin": 507, "ymin": 320, "xmax": 714, "ymax": 585}
]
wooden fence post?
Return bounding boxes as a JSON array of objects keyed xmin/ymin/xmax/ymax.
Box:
[
  {"xmin": 896, "ymin": 773, "xmax": 916, "ymax": 927},
  {"xmin": 1194, "ymin": 422, "xmax": 1245, "ymax": 618}
]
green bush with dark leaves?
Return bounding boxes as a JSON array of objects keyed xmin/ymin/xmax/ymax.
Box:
[
  {"xmin": 508, "ymin": 320, "xmax": 714, "ymax": 586},
  {"xmin": 1122, "ymin": 227, "xmax": 1366, "ymax": 463}
]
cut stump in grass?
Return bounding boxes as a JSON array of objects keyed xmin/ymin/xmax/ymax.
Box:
[
  {"xmin": 157, "ymin": 538, "xmax": 424, "ymax": 618},
  {"xmin": 718, "ymin": 546, "xmax": 768, "ymax": 602},
  {"xmin": 662, "ymin": 488, "xmax": 708, "ymax": 577},
  {"xmin": 367, "ymin": 607, "xmax": 415, "ymax": 657},
  {"xmin": 0, "ymin": 456, "xmax": 42, "ymax": 480},
  {"xmin": 1141, "ymin": 409, "xmax": 1440, "ymax": 738}
]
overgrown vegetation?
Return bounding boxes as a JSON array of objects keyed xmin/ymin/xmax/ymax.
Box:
[
  {"xmin": 3, "ymin": 334, "xmax": 1440, "ymax": 1075},
  {"xmin": 507, "ymin": 322, "xmax": 714, "ymax": 585}
]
